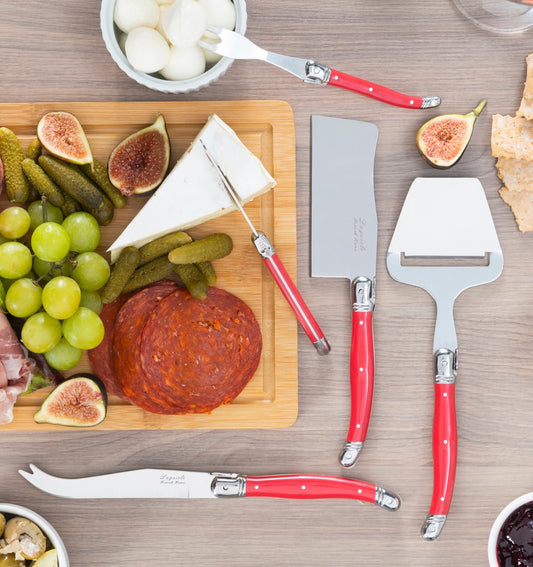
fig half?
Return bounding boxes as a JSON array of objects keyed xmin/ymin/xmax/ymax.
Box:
[
  {"xmin": 37, "ymin": 111, "xmax": 93, "ymax": 166},
  {"xmin": 34, "ymin": 373, "xmax": 107, "ymax": 427},
  {"xmin": 108, "ymin": 114, "xmax": 170, "ymax": 196},
  {"xmin": 416, "ymin": 100, "xmax": 486, "ymax": 168}
]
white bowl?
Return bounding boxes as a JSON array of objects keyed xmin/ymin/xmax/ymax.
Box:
[
  {"xmin": 100, "ymin": 0, "xmax": 247, "ymax": 93},
  {"xmin": 0, "ymin": 502, "xmax": 70, "ymax": 566},
  {"xmin": 488, "ymin": 491, "xmax": 533, "ymax": 566}
]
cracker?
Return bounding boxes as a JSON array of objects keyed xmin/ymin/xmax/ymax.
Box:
[
  {"xmin": 491, "ymin": 114, "xmax": 533, "ymax": 160},
  {"xmin": 518, "ymin": 54, "xmax": 533, "ymax": 119},
  {"xmin": 496, "ymin": 157, "xmax": 533, "ymax": 192},
  {"xmin": 499, "ymin": 186, "xmax": 533, "ymax": 231}
]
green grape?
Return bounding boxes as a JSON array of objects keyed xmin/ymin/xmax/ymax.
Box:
[
  {"xmin": 79, "ymin": 290, "xmax": 103, "ymax": 314},
  {"xmin": 34, "ymin": 257, "xmax": 74, "ymax": 280},
  {"xmin": 21, "ymin": 312, "xmax": 62, "ymax": 353},
  {"xmin": 5, "ymin": 277, "xmax": 42, "ymax": 318},
  {"xmin": 62, "ymin": 307, "xmax": 104, "ymax": 350},
  {"xmin": 42, "ymin": 276, "xmax": 81, "ymax": 320},
  {"xmin": 31, "ymin": 222, "xmax": 70, "ymax": 262},
  {"xmin": 44, "ymin": 337, "xmax": 82, "ymax": 370},
  {"xmin": 0, "ymin": 206, "xmax": 31, "ymax": 239},
  {"xmin": 62, "ymin": 212, "xmax": 100, "ymax": 253},
  {"xmin": 71, "ymin": 252, "xmax": 110, "ymax": 291},
  {"xmin": 0, "ymin": 279, "xmax": 5, "ymax": 311},
  {"xmin": 28, "ymin": 200, "xmax": 63, "ymax": 230},
  {"xmin": 0, "ymin": 241, "xmax": 33, "ymax": 279}
]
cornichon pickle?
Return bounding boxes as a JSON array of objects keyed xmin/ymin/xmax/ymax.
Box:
[
  {"xmin": 26, "ymin": 138, "xmax": 42, "ymax": 161},
  {"xmin": 21, "ymin": 158, "xmax": 65, "ymax": 207},
  {"xmin": 195, "ymin": 261, "xmax": 216, "ymax": 286},
  {"xmin": 122, "ymin": 256, "xmax": 176, "ymax": 293},
  {"xmin": 168, "ymin": 233, "xmax": 233, "ymax": 265},
  {"xmin": 0, "ymin": 127, "xmax": 30, "ymax": 202},
  {"xmin": 61, "ymin": 193, "xmax": 81, "ymax": 216},
  {"xmin": 174, "ymin": 263, "xmax": 208, "ymax": 300},
  {"xmin": 86, "ymin": 193, "xmax": 114, "ymax": 226},
  {"xmin": 80, "ymin": 159, "xmax": 127, "ymax": 209},
  {"xmin": 138, "ymin": 231, "xmax": 192, "ymax": 266},
  {"xmin": 38, "ymin": 154, "xmax": 103, "ymax": 209},
  {"xmin": 101, "ymin": 246, "xmax": 140, "ymax": 304}
]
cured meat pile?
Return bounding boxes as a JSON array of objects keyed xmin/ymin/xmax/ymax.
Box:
[
  {"xmin": 0, "ymin": 311, "xmax": 35, "ymax": 425},
  {"xmin": 88, "ymin": 281, "xmax": 262, "ymax": 414}
]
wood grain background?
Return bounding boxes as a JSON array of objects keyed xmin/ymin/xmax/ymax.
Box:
[{"xmin": 1, "ymin": 1, "xmax": 532, "ymax": 566}]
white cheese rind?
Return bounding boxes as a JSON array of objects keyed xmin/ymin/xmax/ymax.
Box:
[{"xmin": 108, "ymin": 114, "xmax": 276, "ymax": 261}]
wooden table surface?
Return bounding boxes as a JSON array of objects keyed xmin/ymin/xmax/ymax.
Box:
[{"xmin": 1, "ymin": 1, "xmax": 532, "ymax": 565}]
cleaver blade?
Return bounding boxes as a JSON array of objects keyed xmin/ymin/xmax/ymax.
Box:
[{"xmin": 311, "ymin": 115, "xmax": 379, "ymax": 468}]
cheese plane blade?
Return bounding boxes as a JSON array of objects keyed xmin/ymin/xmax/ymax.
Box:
[
  {"xmin": 386, "ymin": 178, "xmax": 503, "ymax": 540},
  {"xmin": 19, "ymin": 464, "xmax": 400, "ymax": 510},
  {"xmin": 311, "ymin": 115, "xmax": 379, "ymax": 468}
]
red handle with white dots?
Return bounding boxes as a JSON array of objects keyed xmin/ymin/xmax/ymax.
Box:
[
  {"xmin": 245, "ymin": 475, "xmax": 376, "ymax": 502},
  {"xmin": 328, "ymin": 68, "xmax": 427, "ymax": 109},
  {"xmin": 429, "ymin": 383, "xmax": 457, "ymax": 516}
]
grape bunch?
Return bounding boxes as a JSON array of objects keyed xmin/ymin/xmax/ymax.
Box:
[{"xmin": 0, "ymin": 201, "xmax": 110, "ymax": 371}]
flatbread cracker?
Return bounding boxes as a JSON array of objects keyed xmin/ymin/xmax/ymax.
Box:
[
  {"xmin": 491, "ymin": 114, "xmax": 533, "ymax": 160},
  {"xmin": 499, "ymin": 186, "xmax": 533, "ymax": 231},
  {"xmin": 496, "ymin": 157, "xmax": 533, "ymax": 192},
  {"xmin": 518, "ymin": 54, "xmax": 533, "ymax": 119}
]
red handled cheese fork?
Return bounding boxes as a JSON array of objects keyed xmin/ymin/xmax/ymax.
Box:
[
  {"xmin": 387, "ymin": 178, "xmax": 503, "ymax": 539},
  {"xmin": 199, "ymin": 139, "xmax": 330, "ymax": 355},
  {"xmin": 19, "ymin": 464, "xmax": 400, "ymax": 510},
  {"xmin": 199, "ymin": 27, "xmax": 441, "ymax": 109}
]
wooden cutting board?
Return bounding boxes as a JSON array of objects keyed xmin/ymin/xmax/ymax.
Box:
[{"xmin": 2, "ymin": 100, "xmax": 298, "ymax": 430}]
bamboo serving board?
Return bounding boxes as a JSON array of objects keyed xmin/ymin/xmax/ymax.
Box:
[{"xmin": 2, "ymin": 100, "xmax": 298, "ymax": 430}]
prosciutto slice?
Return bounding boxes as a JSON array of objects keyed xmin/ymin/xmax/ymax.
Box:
[{"xmin": 0, "ymin": 310, "xmax": 35, "ymax": 425}]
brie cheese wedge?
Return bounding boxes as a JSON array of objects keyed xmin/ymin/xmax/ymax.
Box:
[{"xmin": 108, "ymin": 114, "xmax": 276, "ymax": 261}]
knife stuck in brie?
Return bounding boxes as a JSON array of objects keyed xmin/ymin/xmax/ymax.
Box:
[{"xmin": 108, "ymin": 114, "xmax": 277, "ymax": 262}]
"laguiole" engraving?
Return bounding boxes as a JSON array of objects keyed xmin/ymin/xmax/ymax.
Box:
[
  {"xmin": 353, "ymin": 217, "xmax": 367, "ymax": 254},
  {"xmin": 159, "ymin": 472, "xmax": 187, "ymax": 486}
]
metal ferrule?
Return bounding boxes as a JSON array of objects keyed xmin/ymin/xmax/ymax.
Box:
[
  {"xmin": 211, "ymin": 473, "xmax": 247, "ymax": 497},
  {"xmin": 252, "ymin": 232, "xmax": 275, "ymax": 259},
  {"xmin": 375, "ymin": 487, "xmax": 401, "ymax": 511},
  {"xmin": 434, "ymin": 348, "xmax": 458, "ymax": 384},
  {"xmin": 421, "ymin": 95, "xmax": 441, "ymax": 108},
  {"xmin": 339, "ymin": 441, "xmax": 363, "ymax": 468},
  {"xmin": 314, "ymin": 337, "xmax": 331, "ymax": 356},
  {"xmin": 351, "ymin": 276, "xmax": 375, "ymax": 312},
  {"xmin": 421, "ymin": 514, "xmax": 447, "ymax": 540},
  {"xmin": 304, "ymin": 61, "xmax": 331, "ymax": 84}
]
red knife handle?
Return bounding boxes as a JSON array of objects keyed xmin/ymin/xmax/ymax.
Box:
[
  {"xmin": 327, "ymin": 68, "xmax": 440, "ymax": 109},
  {"xmin": 422, "ymin": 349, "xmax": 458, "ymax": 541},
  {"xmin": 244, "ymin": 475, "xmax": 399, "ymax": 510},
  {"xmin": 262, "ymin": 251, "xmax": 330, "ymax": 355}
]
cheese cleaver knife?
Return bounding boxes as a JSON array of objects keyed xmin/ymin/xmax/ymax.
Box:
[
  {"xmin": 18, "ymin": 464, "xmax": 400, "ymax": 510},
  {"xmin": 311, "ymin": 116, "xmax": 379, "ymax": 468}
]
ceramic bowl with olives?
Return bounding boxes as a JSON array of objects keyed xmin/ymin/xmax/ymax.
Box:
[{"xmin": 0, "ymin": 504, "xmax": 69, "ymax": 567}]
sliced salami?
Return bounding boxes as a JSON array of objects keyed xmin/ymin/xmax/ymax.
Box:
[
  {"xmin": 112, "ymin": 281, "xmax": 177, "ymax": 407},
  {"xmin": 88, "ymin": 294, "xmax": 130, "ymax": 400},
  {"xmin": 136, "ymin": 287, "xmax": 262, "ymax": 414}
]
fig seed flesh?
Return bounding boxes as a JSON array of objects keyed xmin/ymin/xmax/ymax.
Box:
[
  {"xmin": 416, "ymin": 100, "xmax": 486, "ymax": 168},
  {"xmin": 34, "ymin": 374, "xmax": 107, "ymax": 427},
  {"xmin": 37, "ymin": 111, "xmax": 93, "ymax": 166},
  {"xmin": 108, "ymin": 114, "xmax": 170, "ymax": 196}
]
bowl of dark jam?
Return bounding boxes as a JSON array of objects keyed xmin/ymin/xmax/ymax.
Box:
[{"xmin": 489, "ymin": 493, "xmax": 533, "ymax": 567}]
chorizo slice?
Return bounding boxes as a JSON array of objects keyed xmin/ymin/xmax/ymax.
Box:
[{"xmin": 135, "ymin": 287, "xmax": 262, "ymax": 414}]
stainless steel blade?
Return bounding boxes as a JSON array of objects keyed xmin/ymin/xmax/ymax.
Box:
[
  {"xmin": 311, "ymin": 116, "xmax": 378, "ymax": 281},
  {"xmin": 19, "ymin": 464, "xmax": 217, "ymax": 499}
]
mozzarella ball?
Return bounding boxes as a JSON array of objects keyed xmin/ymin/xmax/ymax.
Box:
[
  {"xmin": 160, "ymin": 45, "xmax": 206, "ymax": 80},
  {"xmin": 202, "ymin": 47, "xmax": 221, "ymax": 64},
  {"xmin": 114, "ymin": 0, "xmax": 160, "ymax": 33},
  {"xmin": 156, "ymin": 0, "xmax": 174, "ymax": 4},
  {"xmin": 125, "ymin": 27, "xmax": 170, "ymax": 73},
  {"xmin": 162, "ymin": 0, "xmax": 208, "ymax": 47},
  {"xmin": 198, "ymin": 0, "xmax": 235, "ymax": 29},
  {"xmin": 156, "ymin": 4, "xmax": 170, "ymax": 39}
]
